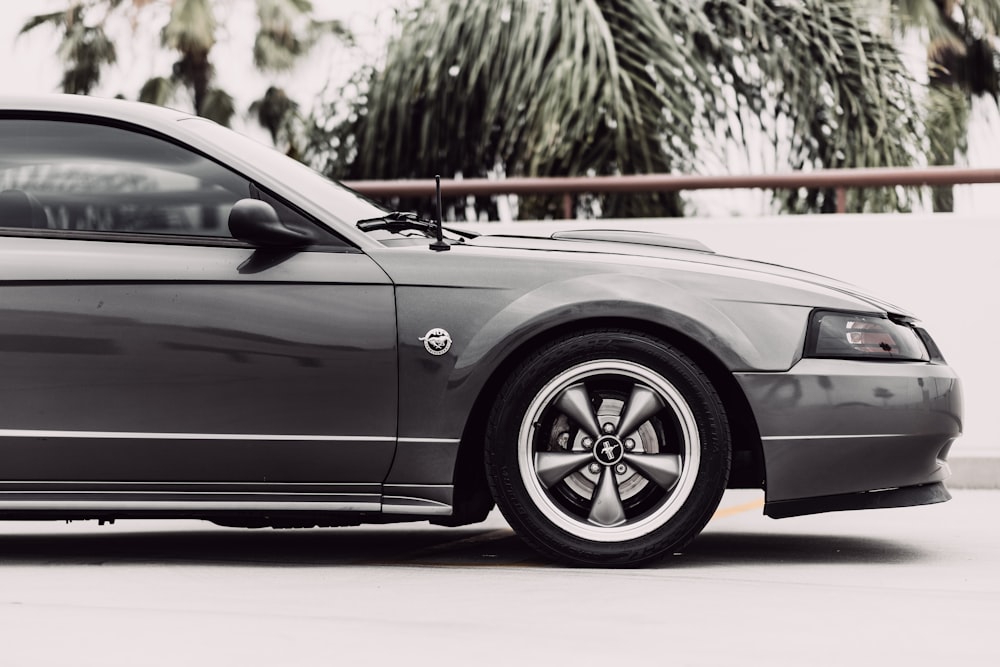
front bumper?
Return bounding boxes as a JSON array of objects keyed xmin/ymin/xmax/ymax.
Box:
[{"xmin": 735, "ymin": 358, "xmax": 962, "ymax": 516}]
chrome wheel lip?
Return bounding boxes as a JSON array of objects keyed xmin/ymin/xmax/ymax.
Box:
[{"xmin": 518, "ymin": 360, "xmax": 701, "ymax": 543}]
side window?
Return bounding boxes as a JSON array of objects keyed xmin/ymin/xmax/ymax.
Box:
[{"xmin": 0, "ymin": 118, "xmax": 323, "ymax": 243}]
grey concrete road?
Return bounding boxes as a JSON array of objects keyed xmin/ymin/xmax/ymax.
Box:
[{"xmin": 0, "ymin": 490, "xmax": 996, "ymax": 666}]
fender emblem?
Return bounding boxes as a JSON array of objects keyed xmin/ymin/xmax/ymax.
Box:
[{"xmin": 419, "ymin": 328, "xmax": 453, "ymax": 356}]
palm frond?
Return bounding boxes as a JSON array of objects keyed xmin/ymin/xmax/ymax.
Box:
[
  {"xmin": 200, "ymin": 87, "xmax": 235, "ymax": 126},
  {"xmin": 890, "ymin": 0, "xmax": 963, "ymax": 43},
  {"xmin": 324, "ymin": 0, "xmax": 921, "ymax": 217},
  {"xmin": 253, "ymin": 0, "xmax": 350, "ymax": 71},
  {"xmin": 696, "ymin": 0, "xmax": 920, "ymax": 212},
  {"xmin": 162, "ymin": 0, "xmax": 216, "ymax": 53},
  {"xmin": 28, "ymin": 0, "xmax": 331, "ymax": 159},
  {"xmin": 249, "ymin": 85, "xmax": 299, "ymax": 143},
  {"xmin": 19, "ymin": 10, "xmax": 69, "ymax": 36},
  {"xmin": 926, "ymin": 83, "xmax": 970, "ymax": 211},
  {"xmin": 308, "ymin": 19, "xmax": 353, "ymax": 47},
  {"xmin": 895, "ymin": 0, "xmax": 1000, "ymax": 184},
  {"xmin": 58, "ymin": 21, "xmax": 117, "ymax": 94},
  {"xmin": 333, "ymin": 0, "xmax": 701, "ymax": 216},
  {"xmin": 138, "ymin": 76, "xmax": 176, "ymax": 106},
  {"xmin": 953, "ymin": 0, "xmax": 1000, "ymax": 34},
  {"xmin": 21, "ymin": 4, "xmax": 116, "ymax": 95}
]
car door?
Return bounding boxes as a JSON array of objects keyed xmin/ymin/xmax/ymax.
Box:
[{"xmin": 0, "ymin": 116, "xmax": 396, "ymax": 511}]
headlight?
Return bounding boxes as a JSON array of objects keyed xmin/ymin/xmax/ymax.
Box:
[{"xmin": 804, "ymin": 310, "xmax": 929, "ymax": 361}]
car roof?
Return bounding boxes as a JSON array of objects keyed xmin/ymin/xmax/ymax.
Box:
[{"xmin": 0, "ymin": 94, "xmax": 191, "ymax": 131}]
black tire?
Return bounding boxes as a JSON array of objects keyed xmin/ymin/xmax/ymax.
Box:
[{"xmin": 485, "ymin": 329, "xmax": 731, "ymax": 566}]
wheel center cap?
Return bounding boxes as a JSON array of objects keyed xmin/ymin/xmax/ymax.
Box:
[{"xmin": 593, "ymin": 436, "xmax": 624, "ymax": 466}]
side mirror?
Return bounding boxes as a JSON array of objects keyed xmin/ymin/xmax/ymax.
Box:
[{"xmin": 228, "ymin": 199, "xmax": 314, "ymax": 248}]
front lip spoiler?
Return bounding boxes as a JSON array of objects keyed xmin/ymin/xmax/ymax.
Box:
[{"xmin": 764, "ymin": 481, "xmax": 951, "ymax": 519}]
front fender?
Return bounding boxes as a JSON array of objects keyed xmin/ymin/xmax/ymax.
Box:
[
  {"xmin": 457, "ymin": 272, "xmax": 762, "ymax": 378},
  {"xmin": 397, "ymin": 272, "xmax": 809, "ymax": 443}
]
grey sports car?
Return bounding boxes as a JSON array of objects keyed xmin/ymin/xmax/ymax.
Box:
[{"xmin": 0, "ymin": 96, "xmax": 961, "ymax": 566}]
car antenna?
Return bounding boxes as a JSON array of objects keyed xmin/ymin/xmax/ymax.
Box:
[{"xmin": 429, "ymin": 174, "xmax": 450, "ymax": 252}]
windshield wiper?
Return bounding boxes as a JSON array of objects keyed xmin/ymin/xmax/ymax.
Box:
[
  {"xmin": 356, "ymin": 211, "xmax": 435, "ymax": 235},
  {"xmin": 356, "ymin": 210, "xmax": 477, "ymax": 242}
]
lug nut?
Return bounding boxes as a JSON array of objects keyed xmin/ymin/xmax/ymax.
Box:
[
  {"xmin": 625, "ymin": 438, "xmax": 636, "ymax": 451},
  {"xmin": 615, "ymin": 463, "xmax": 628, "ymax": 475},
  {"xmin": 588, "ymin": 463, "xmax": 601, "ymax": 475},
  {"xmin": 602, "ymin": 423, "xmax": 615, "ymax": 434},
  {"xmin": 582, "ymin": 437, "xmax": 593, "ymax": 449}
]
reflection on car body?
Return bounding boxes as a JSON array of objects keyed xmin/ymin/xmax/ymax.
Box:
[{"xmin": 0, "ymin": 95, "xmax": 961, "ymax": 566}]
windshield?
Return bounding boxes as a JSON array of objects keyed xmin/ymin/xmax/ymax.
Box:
[{"xmin": 178, "ymin": 117, "xmax": 387, "ymax": 226}]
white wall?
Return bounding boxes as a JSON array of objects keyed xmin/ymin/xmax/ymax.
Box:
[{"xmin": 461, "ymin": 214, "xmax": 997, "ymax": 456}]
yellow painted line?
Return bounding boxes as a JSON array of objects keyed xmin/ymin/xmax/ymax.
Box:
[
  {"xmin": 408, "ymin": 528, "xmax": 514, "ymax": 555},
  {"xmin": 711, "ymin": 498, "xmax": 765, "ymax": 519},
  {"xmin": 402, "ymin": 560, "xmax": 542, "ymax": 569}
]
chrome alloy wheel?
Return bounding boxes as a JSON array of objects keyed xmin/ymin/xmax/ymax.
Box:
[{"xmin": 518, "ymin": 360, "xmax": 700, "ymax": 543}]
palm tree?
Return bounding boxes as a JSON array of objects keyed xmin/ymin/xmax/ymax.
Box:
[
  {"xmin": 321, "ymin": 0, "xmax": 920, "ymax": 218},
  {"xmin": 249, "ymin": 85, "xmax": 305, "ymax": 159},
  {"xmin": 23, "ymin": 0, "xmax": 351, "ymax": 132},
  {"xmin": 891, "ymin": 0, "xmax": 1000, "ymax": 211},
  {"xmin": 133, "ymin": 0, "xmax": 235, "ymax": 124},
  {"xmin": 19, "ymin": 2, "xmax": 119, "ymax": 95}
]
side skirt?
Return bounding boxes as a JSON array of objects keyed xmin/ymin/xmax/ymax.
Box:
[{"xmin": 0, "ymin": 484, "xmax": 457, "ymax": 521}]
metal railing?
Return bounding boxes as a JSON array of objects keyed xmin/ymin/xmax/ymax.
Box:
[{"xmin": 345, "ymin": 165, "xmax": 1000, "ymax": 217}]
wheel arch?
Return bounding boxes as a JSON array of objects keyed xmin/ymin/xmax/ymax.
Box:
[{"xmin": 445, "ymin": 316, "xmax": 765, "ymax": 525}]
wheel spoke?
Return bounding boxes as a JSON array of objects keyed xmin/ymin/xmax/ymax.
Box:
[
  {"xmin": 535, "ymin": 452, "xmax": 593, "ymax": 488},
  {"xmin": 588, "ymin": 467, "xmax": 626, "ymax": 527},
  {"xmin": 555, "ymin": 383, "xmax": 602, "ymax": 439},
  {"xmin": 615, "ymin": 384, "xmax": 665, "ymax": 438},
  {"xmin": 624, "ymin": 453, "xmax": 681, "ymax": 489}
]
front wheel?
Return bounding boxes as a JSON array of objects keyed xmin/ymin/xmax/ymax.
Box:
[{"xmin": 485, "ymin": 330, "xmax": 731, "ymax": 566}]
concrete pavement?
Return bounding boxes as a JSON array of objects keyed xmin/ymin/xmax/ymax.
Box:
[{"xmin": 0, "ymin": 489, "xmax": 995, "ymax": 666}]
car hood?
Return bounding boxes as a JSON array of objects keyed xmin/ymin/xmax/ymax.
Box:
[{"xmin": 464, "ymin": 229, "xmax": 911, "ymax": 316}]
